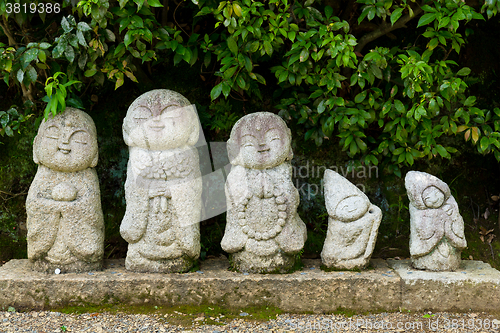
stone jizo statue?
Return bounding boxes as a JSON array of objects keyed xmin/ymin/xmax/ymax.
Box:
[
  {"xmin": 120, "ymin": 89, "xmax": 202, "ymax": 273},
  {"xmin": 221, "ymin": 112, "xmax": 307, "ymax": 273},
  {"xmin": 26, "ymin": 108, "xmax": 104, "ymax": 273},
  {"xmin": 321, "ymin": 170, "xmax": 382, "ymax": 270},
  {"xmin": 405, "ymin": 171, "xmax": 467, "ymax": 271}
]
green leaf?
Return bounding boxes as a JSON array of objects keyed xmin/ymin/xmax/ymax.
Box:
[
  {"xmin": 394, "ymin": 99, "xmax": 405, "ymax": 113},
  {"xmin": 464, "ymin": 96, "xmax": 476, "ymax": 107},
  {"xmin": 65, "ymin": 46, "xmax": 75, "ymax": 63},
  {"xmin": 325, "ymin": 5, "xmax": 333, "ymax": 19},
  {"xmin": 390, "ymin": 8, "xmax": 403, "ymax": 25},
  {"xmin": 4, "ymin": 126, "xmax": 13, "ymax": 137},
  {"xmin": 52, "ymin": 44, "xmax": 65, "ymax": 59},
  {"xmin": 317, "ymin": 100, "xmax": 326, "ymax": 114},
  {"xmin": 393, "ymin": 147, "xmax": 405, "ymax": 155},
  {"xmin": 354, "ymin": 91, "xmax": 367, "ymax": 103},
  {"xmin": 300, "ymin": 49, "xmax": 309, "ymax": 62},
  {"xmin": 263, "ymin": 41, "xmax": 273, "ymax": 56},
  {"xmin": 435, "ymin": 145, "xmax": 449, "ymax": 158},
  {"xmin": 61, "ymin": 17, "xmax": 72, "ymax": 33},
  {"xmin": 236, "ymin": 75, "xmax": 246, "ymax": 89},
  {"xmin": 355, "ymin": 137, "xmax": 367, "ymax": 151},
  {"xmin": 76, "ymin": 31, "xmax": 88, "ymax": 47},
  {"xmin": 124, "ymin": 31, "xmax": 134, "ymax": 47},
  {"xmin": 16, "ymin": 69, "xmax": 24, "ymax": 84},
  {"xmin": 38, "ymin": 50, "xmax": 47, "ymax": 63},
  {"xmin": 77, "ymin": 22, "xmax": 92, "ymax": 32},
  {"xmin": 457, "ymin": 67, "xmax": 471, "ymax": 76},
  {"xmin": 405, "ymin": 152, "xmax": 414, "ymax": 165},
  {"xmin": 480, "ymin": 136, "xmax": 489, "ymax": 151},
  {"xmin": 84, "ymin": 69, "xmax": 98, "ymax": 77},
  {"xmin": 221, "ymin": 81, "xmax": 231, "ymax": 97},
  {"xmin": 22, "ymin": 48, "xmax": 39, "ymax": 70},
  {"xmin": 227, "ymin": 37, "xmax": 238, "ymax": 54},
  {"xmin": 305, "ymin": 129, "xmax": 314, "ymax": 141},
  {"xmin": 25, "ymin": 65, "xmax": 37, "ymax": 85},
  {"xmin": 233, "ymin": 3, "xmax": 242, "ymax": 17},
  {"xmin": 39, "ymin": 42, "xmax": 51, "ymax": 49},
  {"xmin": 211, "ymin": 82, "xmax": 223, "ymax": 100},
  {"xmin": 350, "ymin": 140, "xmax": 358, "ymax": 156},
  {"xmin": 146, "ymin": 0, "xmax": 163, "ymax": 7},
  {"xmin": 417, "ymin": 13, "xmax": 436, "ymax": 27}
]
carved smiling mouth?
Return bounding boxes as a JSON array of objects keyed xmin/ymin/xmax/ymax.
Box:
[
  {"xmin": 258, "ymin": 148, "xmax": 270, "ymax": 154},
  {"xmin": 58, "ymin": 148, "xmax": 71, "ymax": 154},
  {"xmin": 149, "ymin": 125, "xmax": 165, "ymax": 132}
]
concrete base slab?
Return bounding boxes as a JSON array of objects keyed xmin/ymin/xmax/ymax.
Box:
[
  {"xmin": 387, "ymin": 259, "xmax": 500, "ymax": 312},
  {"xmin": 0, "ymin": 258, "xmax": 498, "ymax": 313}
]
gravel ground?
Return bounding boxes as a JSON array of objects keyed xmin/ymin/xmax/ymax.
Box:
[{"xmin": 1, "ymin": 310, "xmax": 500, "ymax": 332}]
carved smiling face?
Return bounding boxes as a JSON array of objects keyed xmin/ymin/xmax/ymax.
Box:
[
  {"xmin": 33, "ymin": 108, "xmax": 98, "ymax": 172},
  {"xmin": 228, "ymin": 112, "xmax": 292, "ymax": 169},
  {"xmin": 123, "ymin": 90, "xmax": 199, "ymax": 151},
  {"xmin": 422, "ymin": 186, "xmax": 445, "ymax": 208}
]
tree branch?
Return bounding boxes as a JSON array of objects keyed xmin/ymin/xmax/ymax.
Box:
[
  {"xmin": 0, "ymin": 16, "xmax": 17, "ymax": 46},
  {"xmin": 354, "ymin": 5, "xmax": 423, "ymax": 53}
]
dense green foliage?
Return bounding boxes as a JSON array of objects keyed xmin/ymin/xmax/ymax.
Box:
[{"xmin": 1, "ymin": 0, "xmax": 500, "ymax": 175}]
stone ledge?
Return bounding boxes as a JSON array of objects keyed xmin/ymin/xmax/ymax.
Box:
[
  {"xmin": 0, "ymin": 258, "xmax": 498, "ymax": 313},
  {"xmin": 388, "ymin": 259, "xmax": 500, "ymax": 312}
]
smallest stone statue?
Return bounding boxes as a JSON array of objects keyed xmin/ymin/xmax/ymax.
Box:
[
  {"xmin": 405, "ymin": 171, "xmax": 467, "ymax": 271},
  {"xmin": 321, "ymin": 170, "xmax": 382, "ymax": 270},
  {"xmin": 26, "ymin": 108, "xmax": 104, "ymax": 273}
]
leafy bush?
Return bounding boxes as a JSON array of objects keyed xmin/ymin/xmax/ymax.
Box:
[{"xmin": 1, "ymin": 0, "xmax": 499, "ymax": 175}]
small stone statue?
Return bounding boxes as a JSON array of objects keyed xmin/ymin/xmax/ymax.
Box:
[
  {"xmin": 405, "ymin": 171, "xmax": 467, "ymax": 271},
  {"xmin": 121, "ymin": 89, "xmax": 202, "ymax": 273},
  {"xmin": 26, "ymin": 108, "xmax": 104, "ymax": 273},
  {"xmin": 221, "ymin": 112, "xmax": 307, "ymax": 273},
  {"xmin": 321, "ymin": 170, "xmax": 382, "ymax": 270}
]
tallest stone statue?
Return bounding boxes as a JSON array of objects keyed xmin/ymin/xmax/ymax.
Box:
[{"xmin": 120, "ymin": 89, "xmax": 202, "ymax": 273}]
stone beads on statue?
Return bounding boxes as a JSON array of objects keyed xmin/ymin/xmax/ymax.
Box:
[
  {"xmin": 405, "ymin": 171, "xmax": 467, "ymax": 271},
  {"xmin": 120, "ymin": 89, "xmax": 202, "ymax": 273},
  {"xmin": 321, "ymin": 170, "xmax": 382, "ymax": 270},
  {"xmin": 26, "ymin": 108, "xmax": 104, "ymax": 273},
  {"xmin": 221, "ymin": 112, "xmax": 307, "ymax": 273}
]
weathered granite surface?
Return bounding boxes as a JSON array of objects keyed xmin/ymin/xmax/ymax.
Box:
[
  {"xmin": 321, "ymin": 170, "xmax": 382, "ymax": 269},
  {"xmin": 0, "ymin": 258, "xmax": 399, "ymax": 313},
  {"xmin": 26, "ymin": 108, "xmax": 104, "ymax": 273},
  {"xmin": 388, "ymin": 259, "xmax": 500, "ymax": 311},
  {"xmin": 405, "ymin": 171, "xmax": 467, "ymax": 271},
  {"xmin": 1, "ymin": 258, "xmax": 499, "ymax": 312},
  {"xmin": 221, "ymin": 112, "xmax": 307, "ymax": 273},
  {"xmin": 121, "ymin": 89, "xmax": 202, "ymax": 273}
]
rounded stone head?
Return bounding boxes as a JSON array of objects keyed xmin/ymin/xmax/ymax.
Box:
[
  {"xmin": 227, "ymin": 112, "xmax": 293, "ymax": 169},
  {"xmin": 324, "ymin": 169, "xmax": 370, "ymax": 222},
  {"xmin": 422, "ymin": 186, "xmax": 445, "ymax": 208},
  {"xmin": 405, "ymin": 171, "xmax": 450, "ymax": 210},
  {"xmin": 33, "ymin": 108, "xmax": 98, "ymax": 172},
  {"xmin": 123, "ymin": 89, "xmax": 199, "ymax": 151}
]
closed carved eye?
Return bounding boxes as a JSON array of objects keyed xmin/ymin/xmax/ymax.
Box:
[
  {"xmin": 162, "ymin": 104, "xmax": 183, "ymax": 118},
  {"xmin": 45, "ymin": 125, "xmax": 60, "ymax": 140},
  {"xmin": 133, "ymin": 106, "xmax": 152, "ymax": 120},
  {"xmin": 70, "ymin": 130, "xmax": 90, "ymax": 144}
]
